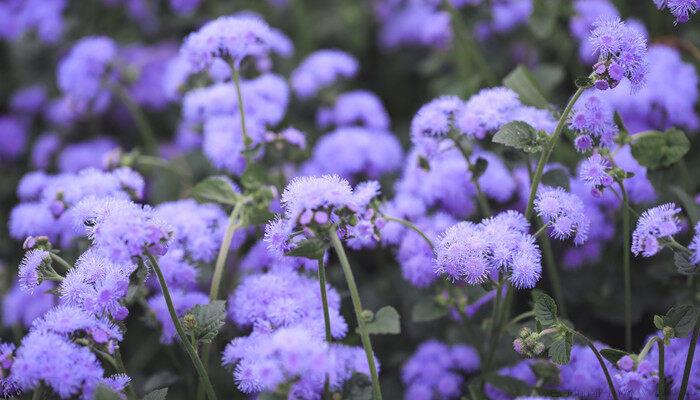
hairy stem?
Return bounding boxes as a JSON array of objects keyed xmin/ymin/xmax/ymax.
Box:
[
  {"xmin": 231, "ymin": 67, "xmax": 252, "ymax": 148},
  {"xmin": 146, "ymin": 254, "xmax": 217, "ymax": 400},
  {"xmin": 114, "ymin": 349, "xmax": 138, "ymax": 400},
  {"xmin": 208, "ymin": 202, "xmax": 244, "ymax": 301},
  {"xmin": 658, "ymin": 340, "xmax": 666, "ymax": 400},
  {"xmin": 677, "ymin": 322, "xmax": 699, "ymax": 400},
  {"xmin": 49, "ymin": 252, "xmax": 73, "ymax": 272},
  {"xmin": 485, "ymin": 276, "xmax": 504, "ymax": 371},
  {"xmin": 524, "ymin": 87, "xmax": 585, "ymax": 219},
  {"xmin": 382, "ymin": 215, "xmax": 434, "ymax": 250},
  {"xmin": 318, "ymin": 257, "xmax": 332, "ymax": 400},
  {"xmin": 328, "ymin": 227, "xmax": 382, "ymax": 400},
  {"xmin": 620, "ymin": 183, "xmax": 632, "ymax": 352},
  {"xmin": 574, "ymin": 331, "xmax": 619, "ymax": 400}
]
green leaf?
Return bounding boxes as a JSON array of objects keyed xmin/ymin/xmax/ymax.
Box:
[
  {"xmin": 240, "ymin": 186, "xmax": 274, "ymax": 225},
  {"xmin": 186, "ymin": 300, "xmax": 226, "ymax": 344},
  {"xmin": 360, "ymin": 306, "xmax": 401, "ymax": 335},
  {"xmin": 342, "ymin": 373, "xmax": 373, "ymax": 400},
  {"xmin": 662, "ymin": 305, "xmax": 698, "ymax": 338},
  {"xmin": 532, "ymin": 290, "xmax": 558, "ymax": 327},
  {"xmin": 191, "ymin": 176, "xmax": 240, "ymax": 206},
  {"xmin": 528, "ymin": 360, "xmax": 561, "ymax": 386},
  {"xmin": 654, "ymin": 315, "xmax": 665, "ymax": 330},
  {"xmin": 484, "ymin": 375, "xmax": 532, "ymax": 396},
  {"xmin": 600, "ymin": 348, "xmax": 630, "ymax": 364},
  {"xmin": 541, "ymin": 168, "xmax": 570, "ymax": 190},
  {"xmin": 286, "ymin": 238, "xmax": 328, "ymax": 259},
  {"xmin": 93, "ymin": 386, "xmax": 122, "ymax": 400},
  {"xmin": 674, "ymin": 252, "xmax": 698, "ymax": 275},
  {"xmin": 240, "ymin": 163, "xmax": 267, "ymax": 190},
  {"xmin": 549, "ymin": 333, "xmax": 572, "ymax": 365},
  {"xmin": 503, "ymin": 65, "xmax": 549, "ymax": 109},
  {"xmin": 631, "ymin": 128, "xmax": 690, "ymax": 169},
  {"xmin": 670, "ymin": 186, "xmax": 700, "ymax": 225},
  {"xmin": 411, "ymin": 297, "xmax": 448, "ymax": 323},
  {"xmin": 493, "ymin": 121, "xmax": 543, "ymax": 153},
  {"xmin": 468, "ymin": 380, "xmax": 489, "ymax": 400},
  {"xmin": 470, "ymin": 157, "xmax": 489, "ymax": 179},
  {"xmin": 143, "ymin": 388, "xmax": 169, "ymax": 400},
  {"xmin": 575, "ymin": 76, "xmax": 594, "ymax": 89}
]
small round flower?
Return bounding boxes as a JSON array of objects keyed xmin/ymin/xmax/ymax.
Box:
[
  {"xmin": 654, "ymin": 0, "xmax": 698, "ymax": 24},
  {"xmin": 290, "ymin": 49, "xmax": 358, "ymax": 99},
  {"xmin": 569, "ymin": 94, "xmax": 618, "ymax": 151},
  {"xmin": 0, "ymin": 116, "xmax": 27, "ymax": 161},
  {"xmin": 317, "ymin": 90, "xmax": 390, "ymax": 130},
  {"xmin": 578, "ymin": 153, "xmax": 614, "ymax": 196},
  {"xmin": 632, "ymin": 203, "xmax": 682, "ymax": 257},
  {"xmin": 180, "ymin": 15, "xmax": 274, "ymax": 70},
  {"xmin": 18, "ymin": 249, "xmax": 50, "ymax": 293},
  {"xmin": 589, "ymin": 16, "xmax": 648, "ymax": 91},
  {"xmin": 535, "ymin": 186, "xmax": 590, "ymax": 245}
]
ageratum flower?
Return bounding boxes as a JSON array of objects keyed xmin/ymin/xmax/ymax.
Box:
[
  {"xmin": 228, "ymin": 270, "xmax": 347, "ymax": 338},
  {"xmin": 535, "ymin": 186, "xmax": 591, "ymax": 245},
  {"xmin": 434, "ymin": 211, "xmax": 542, "ymax": 288},
  {"xmin": 578, "ymin": 153, "xmax": 614, "ymax": 196},
  {"xmin": 569, "ymin": 93, "xmax": 618, "ymax": 151},
  {"xmin": 72, "ymin": 197, "xmax": 172, "ymax": 263},
  {"xmin": 180, "ymin": 15, "xmax": 274, "ymax": 70},
  {"xmin": 588, "ymin": 16, "xmax": 647, "ymax": 91},
  {"xmin": 559, "ymin": 343, "xmax": 614, "ymax": 397},
  {"xmin": 2, "ymin": 282, "xmax": 55, "ymax": 328},
  {"xmin": 17, "ymin": 249, "xmax": 50, "ymax": 293},
  {"xmin": 32, "ymin": 305, "xmax": 122, "ymax": 346},
  {"xmin": 291, "ymin": 49, "xmax": 358, "ymax": 99},
  {"xmin": 402, "ymin": 340, "xmax": 480, "ymax": 400},
  {"xmin": 570, "ymin": 0, "xmax": 619, "ymax": 63},
  {"xmin": 653, "ymin": 0, "xmax": 698, "ymax": 24},
  {"xmin": 0, "ymin": 116, "xmax": 27, "ymax": 162},
  {"xmin": 631, "ymin": 203, "xmax": 682, "ymax": 257},
  {"xmin": 317, "ymin": 90, "xmax": 390, "ymax": 130},
  {"xmin": 377, "ymin": 3, "xmax": 452, "ymax": 49},
  {"xmin": 202, "ymin": 114, "xmax": 265, "ymax": 175}
]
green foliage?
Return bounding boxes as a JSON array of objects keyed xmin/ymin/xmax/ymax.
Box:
[
  {"xmin": 493, "ymin": 121, "xmax": 544, "ymax": 153},
  {"xmin": 143, "ymin": 388, "xmax": 169, "ymax": 400},
  {"xmin": 503, "ymin": 65, "xmax": 549, "ymax": 109},
  {"xmin": 411, "ymin": 296, "xmax": 448, "ymax": 323},
  {"xmin": 359, "ymin": 306, "xmax": 401, "ymax": 335},
  {"xmin": 285, "ymin": 238, "xmax": 328, "ymax": 259},
  {"xmin": 184, "ymin": 301, "xmax": 226, "ymax": 344},
  {"xmin": 191, "ymin": 176, "xmax": 241, "ymax": 206},
  {"xmin": 549, "ymin": 332, "xmax": 573, "ymax": 365},
  {"xmin": 654, "ymin": 305, "xmax": 698, "ymax": 339},
  {"xmin": 600, "ymin": 348, "xmax": 630, "ymax": 364},
  {"xmin": 470, "ymin": 156, "xmax": 489, "ymax": 179},
  {"xmin": 484, "ymin": 375, "xmax": 531, "ymax": 397},
  {"xmin": 574, "ymin": 76, "xmax": 594, "ymax": 89},
  {"xmin": 342, "ymin": 373, "xmax": 373, "ymax": 400},
  {"xmin": 93, "ymin": 386, "xmax": 123, "ymax": 400},
  {"xmin": 631, "ymin": 128, "xmax": 690, "ymax": 169},
  {"xmin": 541, "ymin": 167, "xmax": 570, "ymax": 191},
  {"xmin": 529, "ymin": 361, "xmax": 561, "ymax": 386},
  {"xmin": 532, "ymin": 290, "xmax": 558, "ymax": 327}
]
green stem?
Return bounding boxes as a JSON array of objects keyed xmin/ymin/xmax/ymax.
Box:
[
  {"xmin": 677, "ymin": 322, "xmax": 699, "ymax": 400},
  {"xmin": 208, "ymin": 202, "xmax": 244, "ymax": 301},
  {"xmin": 382, "ymin": 215, "xmax": 434, "ymax": 250},
  {"xmin": 524, "ymin": 87, "xmax": 586, "ymax": 219},
  {"xmin": 137, "ymin": 155, "xmax": 193, "ymax": 187},
  {"xmin": 449, "ymin": 132, "xmax": 492, "ymax": 216},
  {"xmin": 110, "ymin": 83, "xmax": 157, "ymax": 155},
  {"xmin": 658, "ymin": 340, "xmax": 666, "ymax": 400},
  {"xmin": 538, "ymin": 223, "xmax": 567, "ymax": 318},
  {"xmin": 231, "ymin": 67, "xmax": 252, "ymax": 148},
  {"xmin": 485, "ymin": 277, "xmax": 504, "ymax": 371},
  {"xmin": 317, "ymin": 257, "xmax": 332, "ymax": 400},
  {"xmin": 32, "ymin": 386, "xmax": 44, "ymax": 400},
  {"xmin": 533, "ymin": 221, "xmax": 551, "ymax": 238},
  {"xmin": 146, "ymin": 254, "xmax": 217, "ymax": 400},
  {"xmin": 114, "ymin": 350, "xmax": 138, "ymax": 400},
  {"xmin": 291, "ymin": 0, "xmax": 313, "ymax": 57},
  {"xmin": 620, "ymin": 183, "xmax": 632, "ymax": 352},
  {"xmin": 328, "ymin": 227, "xmax": 382, "ymax": 400},
  {"xmin": 49, "ymin": 252, "xmax": 73, "ymax": 272},
  {"xmin": 574, "ymin": 330, "xmax": 620, "ymax": 400}
]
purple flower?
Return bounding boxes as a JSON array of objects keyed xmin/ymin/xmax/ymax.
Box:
[
  {"xmin": 2, "ymin": 282, "xmax": 55, "ymax": 328},
  {"xmin": 578, "ymin": 153, "xmax": 614, "ymax": 196},
  {"xmin": 57, "ymin": 137, "xmax": 118, "ymax": 173},
  {"xmin": 30, "ymin": 132, "xmax": 61, "ymax": 170},
  {"xmin": 180, "ymin": 15, "xmax": 274, "ymax": 70},
  {"xmin": 570, "ymin": 0, "xmax": 620, "ymax": 63},
  {"xmin": 589, "ymin": 16, "xmax": 648, "ymax": 91},
  {"xmin": 569, "ymin": 93, "xmax": 618, "ymax": 151},
  {"xmin": 559, "ymin": 343, "xmax": 614, "ymax": 397},
  {"xmin": 632, "ymin": 203, "xmax": 682, "ymax": 257},
  {"xmin": 654, "ymin": 0, "xmax": 698, "ymax": 23},
  {"xmin": 535, "ymin": 186, "xmax": 591, "ymax": 245},
  {"xmin": 317, "ymin": 90, "xmax": 390, "ymax": 130},
  {"xmin": 10, "ymin": 84, "xmax": 47, "ymax": 115},
  {"xmin": 378, "ymin": 3, "xmax": 452, "ymax": 49},
  {"xmin": 18, "ymin": 249, "xmax": 50, "ymax": 293},
  {"xmin": 291, "ymin": 49, "xmax": 358, "ymax": 99},
  {"xmin": 32, "ymin": 305, "xmax": 122, "ymax": 345},
  {"xmin": 0, "ymin": 116, "xmax": 27, "ymax": 161},
  {"xmin": 202, "ymin": 114, "xmax": 265, "ymax": 175}
]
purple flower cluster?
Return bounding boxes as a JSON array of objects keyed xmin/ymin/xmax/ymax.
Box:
[
  {"xmin": 376, "ymin": 2, "xmax": 452, "ymax": 49},
  {"xmin": 535, "ymin": 186, "xmax": 590, "ymax": 245},
  {"xmin": 588, "ymin": 16, "xmax": 648, "ymax": 91},
  {"xmin": 402, "ymin": 340, "xmax": 480, "ymax": 399},
  {"xmin": 578, "ymin": 153, "xmax": 614, "ymax": 196},
  {"xmin": 653, "ymin": 0, "xmax": 698, "ymax": 23},
  {"xmin": 631, "ymin": 203, "xmax": 681, "ymax": 257},
  {"xmin": 569, "ymin": 93, "xmax": 618, "ymax": 151},
  {"xmin": 570, "ymin": 0, "xmax": 619, "ymax": 63},
  {"xmin": 0, "ymin": 0, "xmax": 67, "ymax": 44},
  {"xmin": 435, "ymin": 211, "xmax": 542, "ymax": 288},
  {"xmin": 291, "ymin": 49, "xmax": 358, "ymax": 99}
]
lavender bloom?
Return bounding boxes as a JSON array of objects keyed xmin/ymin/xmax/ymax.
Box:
[
  {"xmin": 0, "ymin": 116, "xmax": 27, "ymax": 161},
  {"xmin": 121, "ymin": 43, "xmax": 178, "ymax": 110},
  {"xmin": 0, "ymin": 0, "xmax": 67, "ymax": 44},
  {"xmin": 613, "ymin": 145, "xmax": 656, "ymax": 204},
  {"xmin": 33, "ymin": 305, "xmax": 122, "ymax": 345},
  {"xmin": 2, "ymin": 282, "xmax": 55, "ymax": 328},
  {"xmin": 559, "ymin": 343, "xmax": 614, "ymax": 397},
  {"xmin": 570, "ymin": 0, "xmax": 619, "ymax": 63},
  {"xmin": 148, "ymin": 290, "xmax": 208, "ymax": 344},
  {"xmin": 603, "ymin": 45, "xmax": 698, "ymax": 133},
  {"xmin": 480, "ymin": 0, "xmax": 533, "ymax": 37},
  {"xmin": 378, "ymin": 3, "xmax": 452, "ymax": 49},
  {"xmin": 10, "ymin": 84, "xmax": 47, "ymax": 115},
  {"xmin": 229, "ymin": 270, "xmax": 347, "ymax": 338},
  {"xmin": 303, "ymin": 126, "xmax": 402, "ymax": 181},
  {"xmin": 31, "ymin": 132, "xmax": 61, "ymax": 170},
  {"xmin": 535, "ymin": 186, "xmax": 590, "ymax": 245},
  {"xmin": 649, "ymin": 336, "xmax": 700, "ymax": 398},
  {"xmin": 291, "ymin": 49, "xmax": 359, "ymax": 99},
  {"xmin": 57, "ymin": 137, "xmax": 118, "ymax": 172},
  {"xmin": 72, "ymin": 197, "xmax": 172, "ymax": 263},
  {"xmin": 203, "ymin": 114, "xmax": 265, "ymax": 175},
  {"xmin": 578, "ymin": 153, "xmax": 614, "ymax": 196},
  {"xmin": 240, "ymin": 240, "xmax": 318, "ymax": 273},
  {"xmin": 569, "ymin": 93, "xmax": 618, "ymax": 151},
  {"xmin": 485, "ymin": 360, "xmax": 539, "ymax": 400},
  {"xmin": 435, "ymin": 211, "xmax": 542, "ymax": 288},
  {"xmin": 57, "ymin": 36, "xmax": 118, "ymax": 113},
  {"xmin": 654, "ymin": 0, "xmax": 698, "ymax": 23},
  {"xmin": 180, "ymin": 15, "xmax": 274, "ymax": 70},
  {"xmin": 588, "ymin": 16, "xmax": 648, "ymax": 91},
  {"xmin": 317, "ymin": 90, "xmax": 390, "ymax": 130},
  {"xmin": 170, "ymin": 0, "xmax": 201, "ymax": 14},
  {"xmin": 18, "ymin": 249, "xmax": 50, "ymax": 293},
  {"xmin": 410, "ymin": 96, "xmax": 463, "ymax": 156},
  {"xmin": 631, "ymin": 203, "xmax": 682, "ymax": 257},
  {"xmin": 402, "ymin": 340, "xmax": 480, "ymax": 399}
]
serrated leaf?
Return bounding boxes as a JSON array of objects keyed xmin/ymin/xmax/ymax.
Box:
[
  {"xmin": 549, "ymin": 334, "xmax": 572, "ymax": 365},
  {"xmin": 286, "ymin": 239, "xmax": 328, "ymax": 259},
  {"xmin": 143, "ymin": 388, "xmax": 168, "ymax": 400},
  {"xmin": 471, "ymin": 157, "xmax": 489, "ymax": 179},
  {"xmin": 542, "ymin": 168, "xmax": 570, "ymax": 190},
  {"xmin": 360, "ymin": 306, "xmax": 400, "ymax": 335},
  {"xmin": 600, "ymin": 348, "xmax": 629, "ymax": 364},
  {"xmin": 662, "ymin": 305, "xmax": 698, "ymax": 338},
  {"xmin": 575, "ymin": 76, "xmax": 594, "ymax": 89},
  {"xmin": 674, "ymin": 252, "xmax": 698, "ymax": 275},
  {"xmin": 191, "ymin": 176, "xmax": 240, "ymax": 206},
  {"xmin": 240, "ymin": 163, "xmax": 267, "ymax": 190},
  {"xmin": 532, "ymin": 290, "xmax": 558, "ymax": 327},
  {"xmin": 186, "ymin": 301, "xmax": 226, "ymax": 344},
  {"xmin": 529, "ymin": 361, "xmax": 560, "ymax": 386},
  {"xmin": 503, "ymin": 65, "xmax": 549, "ymax": 109},
  {"xmin": 342, "ymin": 373, "xmax": 373, "ymax": 400},
  {"xmin": 484, "ymin": 375, "xmax": 531, "ymax": 396},
  {"xmin": 411, "ymin": 297, "xmax": 448, "ymax": 323},
  {"xmin": 631, "ymin": 128, "xmax": 690, "ymax": 169},
  {"xmin": 493, "ymin": 121, "xmax": 542, "ymax": 153},
  {"xmin": 93, "ymin": 386, "xmax": 122, "ymax": 400}
]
